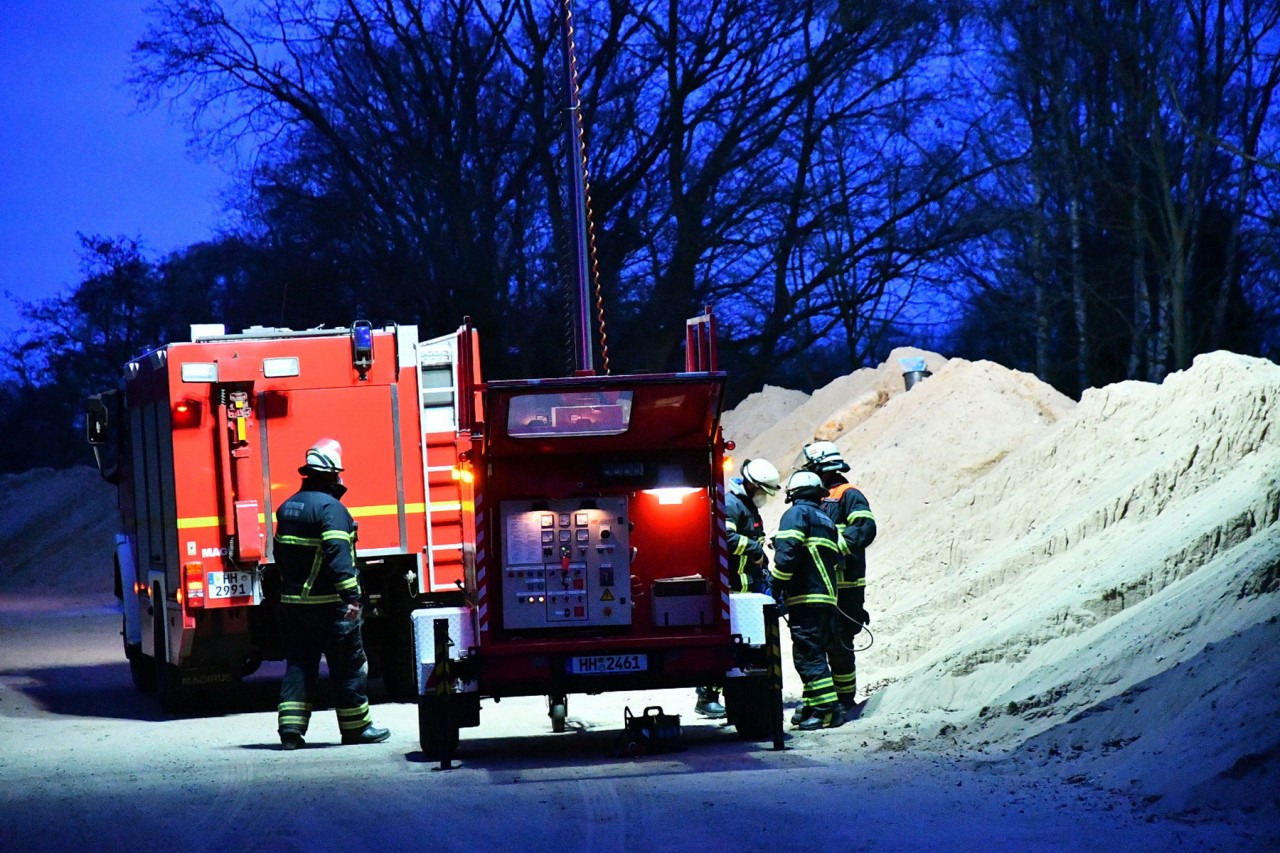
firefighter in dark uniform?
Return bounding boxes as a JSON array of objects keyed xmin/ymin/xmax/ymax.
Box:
[
  {"xmin": 695, "ymin": 458, "xmax": 782, "ymax": 718},
  {"xmin": 275, "ymin": 438, "xmax": 390, "ymax": 749},
  {"xmin": 726, "ymin": 458, "xmax": 781, "ymax": 594},
  {"xmin": 770, "ymin": 470, "xmax": 845, "ymax": 730},
  {"xmin": 799, "ymin": 441, "xmax": 876, "ymax": 715}
]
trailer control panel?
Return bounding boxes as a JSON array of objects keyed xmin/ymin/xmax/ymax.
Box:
[{"xmin": 499, "ymin": 497, "xmax": 631, "ymax": 629}]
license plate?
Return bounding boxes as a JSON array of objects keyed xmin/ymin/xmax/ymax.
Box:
[
  {"xmin": 207, "ymin": 570, "xmax": 253, "ymax": 599},
  {"xmin": 566, "ymin": 654, "xmax": 647, "ymax": 675}
]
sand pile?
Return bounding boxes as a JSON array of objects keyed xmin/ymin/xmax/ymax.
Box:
[
  {"xmin": 726, "ymin": 348, "xmax": 1279, "ymax": 819},
  {"xmin": 0, "ymin": 467, "xmax": 116, "ymax": 592}
]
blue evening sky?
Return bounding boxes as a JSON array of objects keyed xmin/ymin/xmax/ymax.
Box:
[{"xmin": 0, "ymin": 1, "xmax": 226, "ymax": 336}]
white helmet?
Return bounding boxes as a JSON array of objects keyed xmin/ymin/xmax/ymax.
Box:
[
  {"xmin": 784, "ymin": 470, "xmax": 827, "ymax": 503},
  {"xmin": 741, "ymin": 459, "xmax": 781, "ymax": 496},
  {"xmin": 799, "ymin": 440, "xmax": 850, "ymax": 474},
  {"xmin": 300, "ymin": 437, "xmax": 344, "ymax": 474}
]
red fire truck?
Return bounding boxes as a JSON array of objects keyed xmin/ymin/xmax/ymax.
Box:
[{"xmin": 86, "ymin": 321, "xmax": 477, "ymax": 709}]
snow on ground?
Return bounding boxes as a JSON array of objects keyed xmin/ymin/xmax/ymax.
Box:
[{"xmin": 1, "ymin": 348, "xmax": 1277, "ymax": 841}]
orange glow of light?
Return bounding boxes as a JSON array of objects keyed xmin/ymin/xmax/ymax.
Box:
[
  {"xmin": 451, "ymin": 465, "xmax": 475, "ymax": 484},
  {"xmin": 722, "ymin": 456, "xmax": 735, "ymax": 474}
]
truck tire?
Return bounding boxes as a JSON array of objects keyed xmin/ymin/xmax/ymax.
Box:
[
  {"xmin": 724, "ymin": 673, "xmax": 774, "ymax": 740},
  {"xmin": 124, "ymin": 615, "xmax": 156, "ymax": 693},
  {"xmin": 153, "ymin": 589, "xmax": 186, "ymax": 714}
]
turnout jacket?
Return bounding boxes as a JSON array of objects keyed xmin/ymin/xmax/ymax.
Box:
[
  {"xmin": 770, "ymin": 498, "xmax": 841, "ymax": 606},
  {"xmin": 274, "ymin": 480, "xmax": 360, "ymax": 605},
  {"xmin": 819, "ymin": 476, "xmax": 876, "ymax": 590},
  {"xmin": 725, "ymin": 482, "xmax": 768, "ymax": 592}
]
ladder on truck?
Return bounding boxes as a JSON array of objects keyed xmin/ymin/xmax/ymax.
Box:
[{"xmin": 414, "ymin": 329, "xmax": 474, "ymax": 596}]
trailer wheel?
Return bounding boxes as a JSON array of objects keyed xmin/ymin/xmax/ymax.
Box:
[
  {"xmin": 548, "ymin": 694, "xmax": 568, "ymax": 733},
  {"xmin": 724, "ymin": 673, "xmax": 774, "ymax": 740},
  {"xmin": 124, "ymin": 615, "xmax": 156, "ymax": 693},
  {"xmin": 418, "ymin": 695, "xmax": 460, "ymax": 760}
]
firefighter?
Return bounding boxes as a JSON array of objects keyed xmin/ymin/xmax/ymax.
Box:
[
  {"xmin": 798, "ymin": 440, "xmax": 876, "ymax": 716},
  {"xmin": 694, "ymin": 458, "xmax": 782, "ymax": 718},
  {"xmin": 771, "ymin": 470, "xmax": 845, "ymax": 730},
  {"xmin": 726, "ymin": 458, "xmax": 781, "ymax": 594},
  {"xmin": 275, "ymin": 438, "xmax": 390, "ymax": 749}
]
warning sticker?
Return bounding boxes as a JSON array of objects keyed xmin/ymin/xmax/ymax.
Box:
[{"xmin": 600, "ymin": 588, "xmax": 615, "ymax": 602}]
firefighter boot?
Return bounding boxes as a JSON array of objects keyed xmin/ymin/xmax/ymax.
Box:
[
  {"xmin": 695, "ymin": 687, "xmax": 726, "ymax": 719},
  {"xmin": 840, "ymin": 693, "xmax": 867, "ymax": 720},
  {"xmin": 790, "ymin": 704, "xmax": 811, "ymax": 726},
  {"xmin": 341, "ymin": 724, "xmax": 391, "ymax": 745},
  {"xmin": 796, "ymin": 705, "xmax": 845, "ymax": 731},
  {"xmin": 280, "ymin": 731, "xmax": 305, "ymax": 750}
]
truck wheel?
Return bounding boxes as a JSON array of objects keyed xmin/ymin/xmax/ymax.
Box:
[
  {"xmin": 153, "ymin": 592, "xmax": 186, "ymax": 714},
  {"xmin": 418, "ymin": 695, "xmax": 460, "ymax": 760},
  {"xmin": 124, "ymin": 616, "xmax": 156, "ymax": 693},
  {"xmin": 549, "ymin": 694, "xmax": 568, "ymax": 733},
  {"xmin": 724, "ymin": 673, "xmax": 774, "ymax": 740}
]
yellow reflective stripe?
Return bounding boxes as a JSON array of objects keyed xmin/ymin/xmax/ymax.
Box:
[
  {"xmin": 349, "ymin": 505, "xmax": 398, "ymax": 518},
  {"xmin": 280, "ymin": 593, "xmax": 343, "ymax": 604},
  {"xmin": 846, "ymin": 509, "xmax": 875, "ymax": 523},
  {"xmin": 786, "ymin": 593, "xmax": 837, "ymax": 605},
  {"xmin": 334, "ymin": 577, "xmax": 359, "ymax": 590},
  {"xmin": 278, "ymin": 701, "xmax": 312, "ymax": 711},
  {"xmin": 321, "ymin": 530, "xmax": 353, "ymax": 542},
  {"xmin": 177, "ymin": 500, "xmax": 468, "ymax": 530},
  {"xmin": 349, "ymin": 502, "xmax": 461, "ymax": 519},
  {"xmin": 176, "ymin": 516, "xmax": 221, "ymax": 530},
  {"xmin": 775, "ymin": 530, "xmax": 804, "ymax": 541},
  {"xmin": 278, "ymin": 534, "xmax": 320, "ymax": 546}
]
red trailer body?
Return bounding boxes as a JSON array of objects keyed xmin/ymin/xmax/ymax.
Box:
[{"xmin": 409, "ymin": 313, "xmax": 780, "ymax": 759}]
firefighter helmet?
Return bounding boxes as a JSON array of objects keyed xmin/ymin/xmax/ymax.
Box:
[
  {"xmin": 784, "ymin": 470, "xmax": 827, "ymax": 503},
  {"xmin": 300, "ymin": 438, "xmax": 344, "ymax": 474},
  {"xmin": 799, "ymin": 440, "xmax": 850, "ymax": 474},
  {"xmin": 741, "ymin": 459, "xmax": 781, "ymax": 496}
]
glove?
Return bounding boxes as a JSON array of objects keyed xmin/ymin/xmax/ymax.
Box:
[
  {"xmin": 770, "ymin": 585, "xmax": 787, "ymax": 617},
  {"xmin": 850, "ymin": 606, "xmax": 869, "ymax": 635}
]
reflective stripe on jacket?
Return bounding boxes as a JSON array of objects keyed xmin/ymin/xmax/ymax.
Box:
[
  {"xmin": 821, "ymin": 479, "xmax": 876, "ymax": 589},
  {"xmin": 274, "ymin": 481, "xmax": 359, "ymax": 605},
  {"xmin": 770, "ymin": 499, "xmax": 840, "ymax": 606},
  {"xmin": 725, "ymin": 488, "xmax": 767, "ymax": 593}
]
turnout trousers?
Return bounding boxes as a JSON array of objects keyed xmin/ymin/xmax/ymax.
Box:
[
  {"xmin": 277, "ymin": 603, "xmax": 374, "ymax": 738},
  {"xmin": 827, "ymin": 587, "xmax": 861, "ymax": 705},
  {"xmin": 788, "ymin": 603, "xmax": 839, "ymax": 712}
]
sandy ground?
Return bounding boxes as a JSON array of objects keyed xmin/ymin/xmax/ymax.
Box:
[
  {"xmin": 2, "ymin": 347, "xmax": 1278, "ymax": 850},
  {"xmin": 0, "ymin": 598, "xmax": 1265, "ymax": 852}
]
